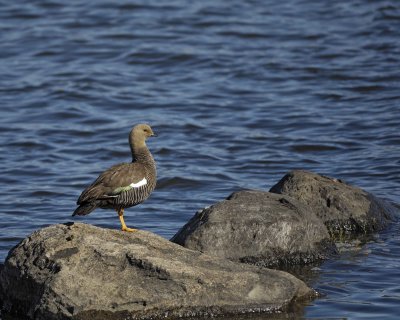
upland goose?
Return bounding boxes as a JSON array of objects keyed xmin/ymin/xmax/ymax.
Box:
[{"xmin": 73, "ymin": 124, "xmax": 157, "ymax": 232}]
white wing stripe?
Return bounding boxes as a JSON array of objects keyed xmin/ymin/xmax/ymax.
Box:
[{"xmin": 130, "ymin": 177, "xmax": 147, "ymax": 188}]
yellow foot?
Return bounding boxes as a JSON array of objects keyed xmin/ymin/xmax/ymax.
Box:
[{"xmin": 121, "ymin": 226, "xmax": 137, "ymax": 232}]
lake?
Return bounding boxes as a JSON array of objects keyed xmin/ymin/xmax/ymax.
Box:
[{"xmin": 0, "ymin": 0, "xmax": 399, "ymax": 319}]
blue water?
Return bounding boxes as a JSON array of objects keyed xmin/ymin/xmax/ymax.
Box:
[{"xmin": 1, "ymin": 1, "xmax": 399, "ymax": 319}]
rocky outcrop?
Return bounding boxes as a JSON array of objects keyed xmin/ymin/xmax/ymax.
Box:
[
  {"xmin": 172, "ymin": 190, "xmax": 336, "ymax": 268},
  {"xmin": 270, "ymin": 170, "xmax": 397, "ymax": 237},
  {"xmin": 0, "ymin": 223, "xmax": 313, "ymax": 320}
]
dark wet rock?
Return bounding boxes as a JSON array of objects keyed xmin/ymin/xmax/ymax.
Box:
[
  {"xmin": 172, "ymin": 190, "xmax": 336, "ymax": 268},
  {"xmin": 0, "ymin": 223, "xmax": 313, "ymax": 320},
  {"xmin": 270, "ymin": 170, "xmax": 398, "ymax": 238},
  {"xmin": 0, "ymin": 263, "xmax": 3, "ymax": 311}
]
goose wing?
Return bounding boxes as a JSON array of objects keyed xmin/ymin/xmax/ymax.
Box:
[{"xmin": 77, "ymin": 162, "xmax": 146, "ymax": 204}]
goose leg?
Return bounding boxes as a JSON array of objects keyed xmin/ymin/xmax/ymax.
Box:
[{"xmin": 117, "ymin": 208, "xmax": 137, "ymax": 232}]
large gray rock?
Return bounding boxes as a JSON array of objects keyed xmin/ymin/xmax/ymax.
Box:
[
  {"xmin": 0, "ymin": 223, "xmax": 313, "ymax": 320},
  {"xmin": 172, "ymin": 190, "xmax": 336, "ymax": 268},
  {"xmin": 270, "ymin": 170, "xmax": 398, "ymax": 237}
]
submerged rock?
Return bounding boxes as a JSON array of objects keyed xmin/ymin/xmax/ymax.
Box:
[
  {"xmin": 0, "ymin": 223, "xmax": 313, "ymax": 320},
  {"xmin": 270, "ymin": 170, "xmax": 397, "ymax": 237},
  {"xmin": 172, "ymin": 190, "xmax": 336, "ymax": 268}
]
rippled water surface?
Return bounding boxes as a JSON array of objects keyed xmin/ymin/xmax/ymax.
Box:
[{"xmin": 1, "ymin": 0, "xmax": 399, "ymax": 319}]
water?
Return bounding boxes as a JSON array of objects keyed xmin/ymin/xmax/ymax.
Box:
[{"xmin": 0, "ymin": 0, "xmax": 399, "ymax": 318}]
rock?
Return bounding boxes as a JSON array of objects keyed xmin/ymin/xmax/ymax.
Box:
[
  {"xmin": 0, "ymin": 223, "xmax": 313, "ymax": 320},
  {"xmin": 172, "ymin": 190, "xmax": 336, "ymax": 268},
  {"xmin": 0, "ymin": 263, "xmax": 3, "ymax": 311},
  {"xmin": 270, "ymin": 170, "xmax": 398, "ymax": 237}
]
